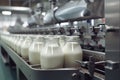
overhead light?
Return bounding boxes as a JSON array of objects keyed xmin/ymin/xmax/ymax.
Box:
[{"xmin": 2, "ymin": 11, "xmax": 12, "ymax": 15}]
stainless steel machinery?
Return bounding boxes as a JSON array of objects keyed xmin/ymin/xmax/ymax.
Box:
[
  {"xmin": 43, "ymin": 0, "xmax": 104, "ymax": 25},
  {"xmin": 105, "ymin": 0, "xmax": 120, "ymax": 80},
  {"xmin": 0, "ymin": 0, "xmax": 120, "ymax": 80}
]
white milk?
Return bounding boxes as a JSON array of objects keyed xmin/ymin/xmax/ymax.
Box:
[
  {"xmin": 17, "ymin": 35, "xmax": 26, "ymax": 55},
  {"xmin": 29, "ymin": 36, "xmax": 44, "ymax": 65},
  {"xmin": 6, "ymin": 35, "xmax": 10, "ymax": 47},
  {"xmin": 6, "ymin": 35, "xmax": 11, "ymax": 47},
  {"xmin": 11, "ymin": 35, "xmax": 16, "ymax": 49},
  {"xmin": 40, "ymin": 37, "xmax": 64, "ymax": 69},
  {"xmin": 21, "ymin": 36, "xmax": 32, "ymax": 59},
  {"xmin": 14, "ymin": 35, "xmax": 20, "ymax": 52},
  {"xmin": 62, "ymin": 36, "xmax": 83, "ymax": 68}
]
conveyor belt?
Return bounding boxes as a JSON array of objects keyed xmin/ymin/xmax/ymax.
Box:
[
  {"xmin": 0, "ymin": 41, "xmax": 79, "ymax": 80},
  {"xmin": 0, "ymin": 41, "xmax": 105, "ymax": 80}
]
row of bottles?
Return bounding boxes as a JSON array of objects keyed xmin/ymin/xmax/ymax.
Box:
[{"xmin": 1, "ymin": 34, "xmax": 83, "ymax": 69}]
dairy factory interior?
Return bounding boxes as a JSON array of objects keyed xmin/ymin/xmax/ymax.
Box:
[{"xmin": 0, "ymin": 0, "xmax": 120, "ymax": 80}]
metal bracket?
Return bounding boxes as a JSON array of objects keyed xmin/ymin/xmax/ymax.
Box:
[
  {"xmin": 105, "ymin": 60, "xmax": 120, "ymax": 70},
  {"xmin": 106, "ymin": 27, "xmax": 120, "ymax": 32}
]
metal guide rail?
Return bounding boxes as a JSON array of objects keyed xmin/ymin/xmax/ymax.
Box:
[{"xmin": 0, "ymin": 41, "xmax": 105, "ymax": 80}]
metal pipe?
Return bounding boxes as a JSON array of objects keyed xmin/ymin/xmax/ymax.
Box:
[
  {"xmin": 43, "ymin": 0, "xmax": 104, "ymax": 25},
  {"xmin": 44, "ymin": 0, "xmax": 87, "ymax": 24}
]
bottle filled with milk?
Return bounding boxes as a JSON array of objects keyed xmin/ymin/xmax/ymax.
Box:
[
  {"xmin": 40, "ymin": 36, "xmax": 64, "ymax": 69},
  {"xmin": 62, "ymin": 36, "xmax": 83, "ymax": 68},
  {"xmin": 14, "ymin": 35, "xmax": 20, "ymax": 52},
  {"xmin": 21, "ymin": 36, "xmax": 32, "ymax": 59},
  {"xmin": 11, "ymin": 35, "xmax": 16, "ymax": 49},
  {"xmin": 16, "ymin": 35, "xmax": 26, "ymax": 55},
  {"xmin": 29, "ymin": 36, "xmax": 44, "ymax": 65}
]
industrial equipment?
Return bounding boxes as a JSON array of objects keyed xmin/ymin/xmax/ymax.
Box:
[{"xmin": 0, "ymin": 0, "xmax": 120, "ymax": 80}]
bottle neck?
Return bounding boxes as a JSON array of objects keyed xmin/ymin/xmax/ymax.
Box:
[
  {"xmin": 45, "ymin": 38, "xmax": 59, "ymax": 46},
  {"xmin": 66, "ymin": 36, "xmax": 80, "ymax": 43}
]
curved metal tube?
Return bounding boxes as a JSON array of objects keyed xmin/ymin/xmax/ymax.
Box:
[
  {"xmin": 44, "ymin": 0, "xmax": 87, "ymax": 24},
  {"xmin": 44, "ymin": 0, "xmax": 104, "ymax": 25}
]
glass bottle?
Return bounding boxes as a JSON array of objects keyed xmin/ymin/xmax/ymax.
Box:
[
  {"xmin": 29, "ymin": 36, "xmax": 44, "ymax": 65},
  {"xmin": 21, "ymin": 36, "xmax": 32, "ymax": 59},
  {"xmin": 14, "ymin": 35, "xmax": 20, "ymax": 52},
  {"xmin": 62, "ymin": 36, "xmax": 83, "ymax": 68},
  {"xmin": 11, "ymin": 34, "xmax": 16, "ymax": 49},
  {"xmin": 40, "ymin": 37, "xmax": 64, "ymax": 69},
  {"xmin": 17, "ymin": 35, "xmax": 26, "ymax": 55}
]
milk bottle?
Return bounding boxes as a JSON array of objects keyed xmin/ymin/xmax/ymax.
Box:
[
  {"xmin": 7, "ymin": 35, "xmax": 12, "ymax": 47},
  {"xmin": 29, "ymin": 36, "xmax": 44, "ymax": 65},
  {"xmin": 59, "ymin": 35, "xmax": 66, "ymax": 48},
  {"xmin": 41, "ymin": 37, "xmax": 64, "ymax": 69},
  {"xmin": 7, "ymin": 35, "xmax": 11, "ymax": 47},
  {"xmin": 16, "ymin": 35, "xmax": 26, "ymax": 55},
  {"xmin": 11, "ymin": 35, "xmax": 16, "ymax": 49},
  {"xmin": 14, "ymin": 35, "xmax": 20, "ymax": 52},
  {"xmin": 21, "ymin": 36, "xmax": 32, "ymax": 59},
  {"xmin": 62, "ymin": 36, "xmax": 83, "ymax": 67}
]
